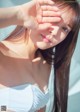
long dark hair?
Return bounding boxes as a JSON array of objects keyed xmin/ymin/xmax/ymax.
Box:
[{"xmin": 39, "ymin": 0, "xmax": 80, "ymax": 112}]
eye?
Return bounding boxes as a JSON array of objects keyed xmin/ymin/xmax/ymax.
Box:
[{"xmin": 62, "ymin": 26, "xmax": 69, "ymax": 33}]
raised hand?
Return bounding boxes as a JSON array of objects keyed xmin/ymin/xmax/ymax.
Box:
[{"xmin": 17, "ymin": 0, "xmax": 61, "ymax": 31}]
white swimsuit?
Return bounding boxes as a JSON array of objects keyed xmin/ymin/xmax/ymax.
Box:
[
  {"xmin": 0, "ymin": 84, "xmax": 49, "ymax": 112},
  {"xmin": 0, "ymin": 66, "xmax": 54, "ymax": 112}
]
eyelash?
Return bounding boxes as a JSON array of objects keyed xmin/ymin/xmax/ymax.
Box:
[{"xmin": 62, "ymin": 26, "xmax": 69, "ymax": 33}]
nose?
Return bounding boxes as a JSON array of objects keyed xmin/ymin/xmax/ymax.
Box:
[{"xmin": 49, "ymin": 26, "xmax": 59, "ymax": 36}]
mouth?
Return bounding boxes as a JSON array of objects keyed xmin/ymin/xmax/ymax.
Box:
[{"xmin": 40, "ymin": 34, "xmax": 52, "ymax": 43}]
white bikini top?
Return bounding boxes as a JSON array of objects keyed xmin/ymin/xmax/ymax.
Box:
[
  {"xmin": 0, "ymin": 83, "xmax": 49, "ymax": 112},
  {"xmin": 0, "ymin": 66, "xmax": 54, "ymax": 112}
]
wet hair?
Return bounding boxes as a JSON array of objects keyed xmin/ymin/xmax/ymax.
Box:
[{"xmin": 38, "ymin": 0, "xmax": 80, "ymax": 112}]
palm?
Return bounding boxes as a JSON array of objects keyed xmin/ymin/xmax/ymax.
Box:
[{"xmin": 19, "ymin": 0, "xmax": 61, "ymax": 31}]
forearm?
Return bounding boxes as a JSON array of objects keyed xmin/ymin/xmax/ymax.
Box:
[{"xmin": 0, "ymin": 6, "xmax": 20, "ymax": 28}]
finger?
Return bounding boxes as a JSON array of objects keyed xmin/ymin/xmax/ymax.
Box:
[
  {"xmin": 38, "ymin": 23, "xmax": 52, "ymax": 31},
  {"xmin": 41, "ymin": 5, "xmax": 59, "ymax": 11},
  {"xmin": 32, "ymin": 57, "xmax": 41, "ymax": 62},
  {"xmin": 42, "ymin": 17, "xmax": 61, "ymax": 23},
  {"xmin": 38, "ymin": 0, "xmax": 54, "ymax": 5},
  {"xmin": 42, "ymin": 11, "xmax": 61, "ymax": 17},
  {"xmin": 36, "ymin": 0, "xmax": 42, "ymax": 20},
  {"xmin": 36, "ymin": 0, "xmax": 42, "ymax": 14}
]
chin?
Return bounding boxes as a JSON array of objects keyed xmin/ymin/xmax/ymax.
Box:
[{"xmin": 36, "ymin": 42, "xmax": 52, "ymax": 50}]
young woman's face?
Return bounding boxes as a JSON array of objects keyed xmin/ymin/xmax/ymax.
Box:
[{"xmin": 30, "ymin": 7, "xmax": 74, "ymax": 50}]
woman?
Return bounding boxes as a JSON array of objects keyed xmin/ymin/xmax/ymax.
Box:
[{"xmin": 0, "ymin": 0, "xmax": 80, "ymax": 112}]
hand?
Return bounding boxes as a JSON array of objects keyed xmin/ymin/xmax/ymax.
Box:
[{"xmin": 16, "ymin": 0, "xmax": 61, "ymax": 30}]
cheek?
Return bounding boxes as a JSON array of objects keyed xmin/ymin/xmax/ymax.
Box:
[
  {"xmin": 30, "ymin": 30, "xmax": 39, "ymax": 42},
  {"xmin": 57, "ymin": 32, "xmax": 67, "ymax": 43}
]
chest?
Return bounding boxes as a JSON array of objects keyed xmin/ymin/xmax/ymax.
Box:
[{"xmin": 0, "ymin": 58, "xmax": 50, "ymax": 91}]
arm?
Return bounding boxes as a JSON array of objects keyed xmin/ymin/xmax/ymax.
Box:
[
  {"xmin": 0, "ymin": 2, "xmax": 38, "ymax": 29},
  {"xmin": 0, "ymin": 1, "xmax": 37, "ymax": 28},
  {"xmin": 0, "ymin": 1, "xmax": 36, "ymax": 28},
  {"xmin": 0, "ymin": 7, "xmax": 19, "ymax": 28}
]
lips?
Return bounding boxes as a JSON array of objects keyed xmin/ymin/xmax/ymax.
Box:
[{"xmin": 41, "ymin": 34, "xmax": 51, "ymax": 43}]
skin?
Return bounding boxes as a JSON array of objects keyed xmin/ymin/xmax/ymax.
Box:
[{"xmin": 0, "ymin": 0, "xmax": 75, "ymax": 112}]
